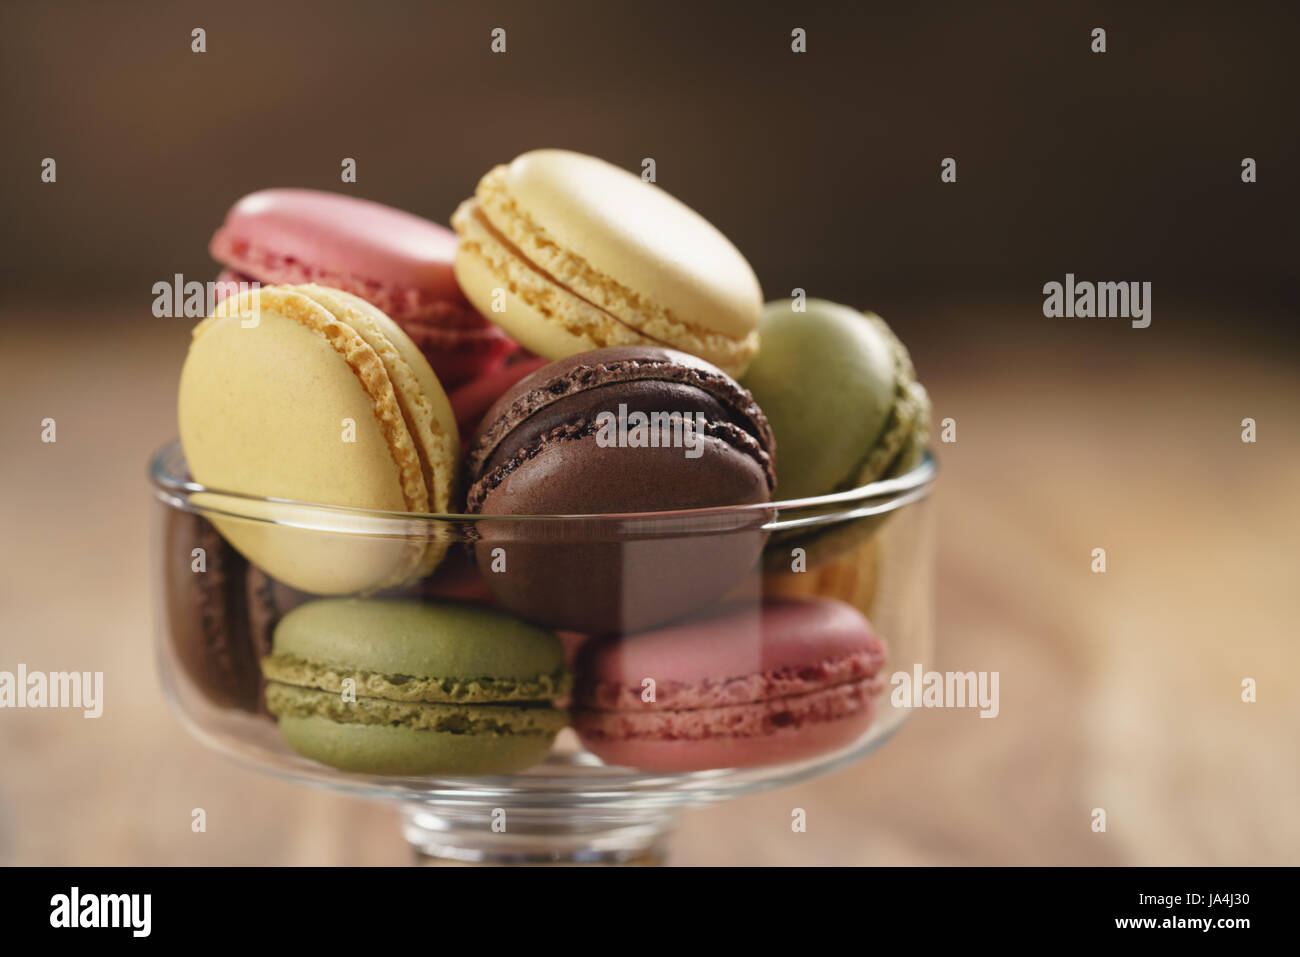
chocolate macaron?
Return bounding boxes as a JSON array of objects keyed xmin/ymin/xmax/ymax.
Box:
[
  {"xmin": 162, "ymin": 511, "xmax": 306, "ymax": 713},
  {"xmin": 464, "ymin": 346, "xmax": 776, "ymax": 634}
]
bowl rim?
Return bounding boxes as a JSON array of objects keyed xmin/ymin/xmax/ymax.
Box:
[{"xmin": 148, "ymin": 438, "xmax": 936, "ymax": 530}]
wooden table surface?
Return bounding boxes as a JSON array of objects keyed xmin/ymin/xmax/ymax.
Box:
[{"xmin": 2, "ymin": 301, "xmax": 1296, "ymax": 865}]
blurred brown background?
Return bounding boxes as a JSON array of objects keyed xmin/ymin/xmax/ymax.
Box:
[{"xmin": 0, "ymin": 1, "xmax": 1296, "ymax": 865}]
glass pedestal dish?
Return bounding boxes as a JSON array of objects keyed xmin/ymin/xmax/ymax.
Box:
[{"xmin": 150, "ymin": 440, "xmax": 936, "ymax": 865}]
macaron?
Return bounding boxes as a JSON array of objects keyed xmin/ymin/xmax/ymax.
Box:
[
  {"xmin": 464, "ymin": 346, "xmax": 776, "ymax": 634},
  {"xmin": 451, "ymin": 149, "xmax": 763, "ymax": 377},
  {"xmin": 210, "ymin": 188, "xmax": 516, "ymax": 388},
  {"xmin": 572, "ymin": 597, "xmax": 888, "ymax": 772},
  {"xmin": 178, "ymin": 283, "xmax": 460, "ymax": 594},
  {"xmin": 163, "ymin": 511, "xmax": 305, "ymax": 714},
  {"xmin": 741, "ymin": 299, "xmax": 930, "ymax": 573},
  {"xmin": 261, "ymin": 598, "xmax": 569, "ymax": 776},
  {"xmin": 741, "ymin": 298, "xmax": 929, "ymax": 501},
  {"xmin": 762, "ymin": 535, "xmax": 881, "ymax": 617}
]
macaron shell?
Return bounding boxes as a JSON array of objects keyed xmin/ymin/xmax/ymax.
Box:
[
  {"xmin": 178, "ymin": 285, "xmax": 428, "ymax": 592},
  {"xmin": 876, "ymin": 379, "xmax": 931, "ymax": 482},
  {"xmin": 276, "ymin": 712, "xmax": 560, "ymax": 776},
  {"xmin": 181, "ymin": 285, "xmax": 427, "ymax": 512},
  {"xmin": 741, "ymin": 299, "xmax": 898, "ymax": 500},
  {"xmin": 209, "ymin": 188, "xmax": 465, "ymax": 313},
  {"xmin": 850, "ymin": 315, "xmax": 929, "ymax": 486},
  {"xmin": 578, "ymin": 694, "xmax": 877, "ymax": 772},
  {"xmin": 471, "ymin": 432, "xmax": 771, "ymax": 635},
  {"xmin": 474, "ymin": 525, "xmax": 770, "ymax": 638},
  {"xmin": 296, "ymin": 284, "xmax": 460, "ymax": 580},
  {"xmin": 297, "ymin": 284, "xmax": 457, "ymax": 453},
  {"xmin": 270, "ymin": 598, "xmax": 567, "ymax": 687},
  {"xmin": 189, "ymin": 492, "xmax": 425, "ymax": 597}
]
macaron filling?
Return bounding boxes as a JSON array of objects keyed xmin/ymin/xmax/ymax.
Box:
[
  {"xmin": 266, "ymin": 684, "xmax": 568, "ymax": 736},
  {"xmin": 576, "ymin": 645, "xmax": 885, "ymax": 712},
  {"xmin": 574, "ymin": 677, "xmax": 882, "ymax": 742},
  {"xmin": 261, "ymin": 653, "xmax": 570, "ymax": 703}
]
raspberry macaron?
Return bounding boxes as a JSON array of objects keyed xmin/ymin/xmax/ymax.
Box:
[
  {"xmin": 572, "ymin": 597, "xmax": 888, "ymax": 772},
  {"xmin": 210, "ymin": 188, "xmax": 517, "ymax": 388}
]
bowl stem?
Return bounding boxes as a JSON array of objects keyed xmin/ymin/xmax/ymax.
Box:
[{"xmin": 400, "ymin": 803, "xmax": 676, "ymax": 866}]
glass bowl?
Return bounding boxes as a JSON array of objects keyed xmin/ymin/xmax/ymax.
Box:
[{"xmin": 150, "ymin": 439, "xmax": 937, "ymax": 864}]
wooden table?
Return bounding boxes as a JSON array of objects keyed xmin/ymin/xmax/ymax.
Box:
[{"xmin": 2, "ymin": 301, "xmax": 1295, "ymax": 865}]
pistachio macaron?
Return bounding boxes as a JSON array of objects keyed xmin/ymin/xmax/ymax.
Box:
[
  {"xmin": 741, "ymin": 299, "xmax": 930, "ymax": 574},
  {"xmin": 178, "ymin": 283, "xmax": 460, "ymax": 595},
  {"xmin": 451, "ymin": 149, "xmax": 763, "ymax": 377},
  {"xmin": 742, "ymin": 298, "xmax": 929, "ymax": 500},
  {"xmin": 262, "ymin": 598, "xmax": 569, "ymax": 776}
]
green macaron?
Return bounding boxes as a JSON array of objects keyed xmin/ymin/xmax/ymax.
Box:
[
  {"xmin": 742, "ymin": 299, "xmax": 930, "ymax": 569},
  {"xmin": 261, "ymin": 598, "xmax": 569, "ymax": 776},
  {"xmin": 742, "ymin": 298, "xmax": 929, "ymax": 499}
]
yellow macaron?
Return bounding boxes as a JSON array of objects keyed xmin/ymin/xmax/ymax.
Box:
[
  {"xmin": 451, "ymin": 149, "xmax": 763, "ymax": 377},
  {"xmin": 177, "ymin": 283, "xmax": 459, "ymax": 594}
]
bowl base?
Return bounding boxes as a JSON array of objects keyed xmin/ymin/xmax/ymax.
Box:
[{"xmin": 401, "ymin": 804, "xmax": 675, "ymax": 866}]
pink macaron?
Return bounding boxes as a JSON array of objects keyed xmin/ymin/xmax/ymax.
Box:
[
  {"xmin": 572, "ymin": 597, "xmax": 888, "ymax": 772},
  {"xmin": 209, "ymin": 188, "xmax": 517, "ymax": 388}
]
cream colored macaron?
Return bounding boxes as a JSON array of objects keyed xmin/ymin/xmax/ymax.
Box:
[
  {"xmin": 451, "ymin": 149, "xmax": 763, "ymax": 377},
  {"xmin": 177, "ymin": 284, "xmax": 459, "ymax": 594}
]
